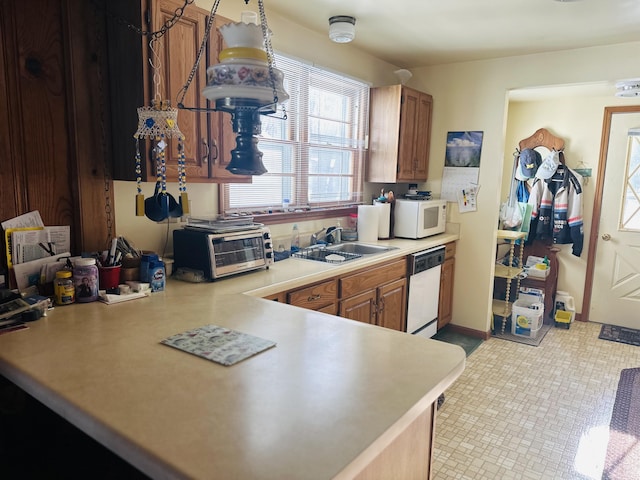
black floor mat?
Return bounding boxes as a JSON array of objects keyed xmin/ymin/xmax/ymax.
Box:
[
  {"xmin": 599, "ymin": 324, "xmax": 640, "ymax": 347},
  {"xmin": 433, "ymin": 327, "xmax": 483, "ymax": 356}
]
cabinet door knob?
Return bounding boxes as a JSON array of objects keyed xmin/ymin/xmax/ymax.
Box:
[
  {"xmin": 601, "ymin": 233, "xmax": 611, "ymax": 241},
  {"xmin": 201, "ymin": 138, "xmax": 209, "ymax": 163}
]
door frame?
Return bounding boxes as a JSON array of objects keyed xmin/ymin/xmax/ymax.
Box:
[{"xmin": 581, "ymin": 105, "xmax": 640, "ymax": 322}]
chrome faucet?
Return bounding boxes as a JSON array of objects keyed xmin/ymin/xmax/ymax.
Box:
[
  {"xmin": 326, "ymin": 225, "xmax": 343, "ymax": 244},
  {"xmin": 310, "ymin": 226, "xmax": 343, "ymax": 245},
  {"xmin": 310, "ymin": 227, "xmax": 326, "ymax": 245}
]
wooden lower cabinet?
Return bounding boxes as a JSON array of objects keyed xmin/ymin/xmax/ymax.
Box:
[
  {"xmin": 265, "ymin": 253, "xmax": 461, "ymax": 333},
  {"xmin": 267, "ymin": 258, "xmax": 410, "ymax": 330},
  {"xmin": 339, "ymin": 259, "xmax": 408, "ymax": 330},
  {"xmin": 437, "ymin": 242, "xmax": 456, "ymax": 330},
  {"xmin": 286, "ymin": 279, "xmax": 338, "ymax": 313}
]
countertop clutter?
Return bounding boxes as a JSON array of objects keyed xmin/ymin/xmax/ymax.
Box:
[{"xmin": 0, "ymin": 232, "xmax": 464, "ymax": 479}]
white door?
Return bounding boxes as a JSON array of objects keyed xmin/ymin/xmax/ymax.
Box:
[{"xmin": 590, "ymin": 111, "xmax": 640, "ymax": 327}]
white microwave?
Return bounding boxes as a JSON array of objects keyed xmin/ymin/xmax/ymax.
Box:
[{"xmin": 393, "ymin": 199, "xmax": 447, "ymax": 239}]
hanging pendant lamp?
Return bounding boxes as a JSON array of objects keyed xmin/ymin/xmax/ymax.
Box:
[{"xmin": 177, "ymin": 2, "xmax": 289, "ymax": 176}]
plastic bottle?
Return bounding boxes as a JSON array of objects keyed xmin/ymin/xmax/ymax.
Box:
[
  {"xmin": 73, "ymin": 258, "xmax": 99, "ymax": 303},
  {"xmin": 290, "ymin": 224, "xmax": 300, "ymax": 253},
  {"xmin": 54, "ymin": 270, "xmax": 75, "ymax": 306},
  {"xmin": 149, "ymin": 259, "xmax": 166, "ymax": 292},
  {"xmin": 140, "ymin": 253, "xmax": 159, "ymax": 282},
  {"xmin": 282, "ymin": 198, "xmax": 290, "ymax": 212}
]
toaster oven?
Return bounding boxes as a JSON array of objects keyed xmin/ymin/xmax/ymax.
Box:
[{"xmin": 173, "ymin": 226, "xmax": 274, "ymax": 280}]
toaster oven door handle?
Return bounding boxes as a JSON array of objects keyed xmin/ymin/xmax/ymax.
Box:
[{"xmin": 219, "ymin": 231, "xmax": 264, "ymax": 242}]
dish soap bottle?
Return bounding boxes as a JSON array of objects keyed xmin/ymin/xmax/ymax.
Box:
[{"xmin": 291, "ymin": 224, "xmax": 300, "ymax": 253}]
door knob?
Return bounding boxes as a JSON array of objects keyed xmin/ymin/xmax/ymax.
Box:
[{"xmin": 601, "ymin": 233, "xmax": 611, "ymax": 241}]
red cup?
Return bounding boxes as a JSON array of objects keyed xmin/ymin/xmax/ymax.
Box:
[{"xmin": 99, "ymin": 265, "xmax": 121, "ymax": 291}]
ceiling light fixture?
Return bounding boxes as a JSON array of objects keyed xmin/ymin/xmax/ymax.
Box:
[
  {"xmin": 329, "ymin": 15, "xmax": 356, "ymax": 43},
  {"xmin": 394, "ymin": 69, "xmax": 413, "ymax": 85},
  {"xmin": 615, "ymin": 79, "xmax": 640, "ymax": 97}
]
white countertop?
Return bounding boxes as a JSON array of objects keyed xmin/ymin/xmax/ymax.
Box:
[{"xmin": 0, "ymin": 232, "xmax": 464, "ymax": 479}]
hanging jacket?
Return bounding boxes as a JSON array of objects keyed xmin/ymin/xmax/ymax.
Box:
[{"xmin": 527, "ymin": 166, "xmax": 584, "ymax": 256}]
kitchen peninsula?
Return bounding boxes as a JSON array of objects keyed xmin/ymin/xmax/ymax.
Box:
[{"xmin": 0, "ymin": 234, "xmax": 464, "ymax": 479}]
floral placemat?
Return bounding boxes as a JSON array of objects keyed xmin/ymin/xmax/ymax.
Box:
[{"xmin": 161, "ymin": 324, "xmax": 276, "ymax": 366}]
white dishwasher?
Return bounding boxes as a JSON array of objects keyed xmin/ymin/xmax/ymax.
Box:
[{"xmin": 406, "ymin": 246, "xmax": 445, "ymax": 337}]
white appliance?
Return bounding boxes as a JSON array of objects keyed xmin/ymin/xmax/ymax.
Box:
[
  {"xmin": 393, "ymin": 199, "xmax": 447, "ymax": 239},
  {"xmin": 407, "ymin": 246, "xmax": 445, "ymax": 338}
]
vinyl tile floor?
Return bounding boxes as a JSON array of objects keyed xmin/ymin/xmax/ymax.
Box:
[{"xmin": 432, "ymin": 321, "xmax": 640, "ymax": 480}]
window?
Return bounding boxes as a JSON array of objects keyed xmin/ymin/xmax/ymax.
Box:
[
  {"xmin": 221, "ymin": 54, "xmax": 369, "ymax": 215},
  {"xmin": 623, "ymin": 129, "xmax": 640, "ymax": 231}
]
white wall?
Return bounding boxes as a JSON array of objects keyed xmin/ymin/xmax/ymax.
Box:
[{"xmin": 412, "ymin": 43, "xmax": 640, "ymax": 332}]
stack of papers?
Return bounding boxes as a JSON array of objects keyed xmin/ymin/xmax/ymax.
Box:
[{"xmin": 1, "ymin": 211, "xmax": 71, "ymax": 291}]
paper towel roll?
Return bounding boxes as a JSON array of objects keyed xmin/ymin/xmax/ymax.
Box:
[
  {"xmin": 374, "ymin": 202, "xmax": 391, "ymax": 239},
  {"xmin": 357, "ymin": 205, "xmax": 379, "ymax": 243}
]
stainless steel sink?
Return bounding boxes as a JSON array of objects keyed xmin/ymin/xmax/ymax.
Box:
[
  {"xmin": 326, "ymin": 242, "xmax": 397, "ymax": 255},
  {"xmin": 291, "ymin": 242, "xmax": 397, "ymax": 264}
]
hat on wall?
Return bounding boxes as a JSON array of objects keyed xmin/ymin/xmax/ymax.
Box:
[
  {"xmin": 535, "ymin": 150, "xmax": 560, "ymax": 180},
  {"xmin": 515, "ymin": 148, "xmax": 541, "ymax": 180}
]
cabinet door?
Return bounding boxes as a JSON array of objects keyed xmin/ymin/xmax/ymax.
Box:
[
  {"xmin": 151, "ymin": 0, "xmax": 211, "ymax": 181},
  {"xmin": 397, "ymin": 87, "xmax": 432, "ymax": 182},
  {"xmin": 397, "ymin": 88, "xmax": 420, "ymax": 181},
  {"xmin": 376, "ymin": 278, "xmax": 407, "ymax": 331},
  {"xmin": 367, "ymin": 85, "xmax": 402, "ymax": 183},
  {"xmin": 340, "ymin": 289, "xmax": 377, "ymax": 324},
  {"xmin": 412, "ymin": 93, "xmax": 432, "ymax": 180},
  {"xmin": 438, "ymin": 257, "xmax": 455, "ymax": 329}
]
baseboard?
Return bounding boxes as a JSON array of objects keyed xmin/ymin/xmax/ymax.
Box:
[{"xmin": 446, "ymin": 323, "xmax": 492, "ymax": 340}]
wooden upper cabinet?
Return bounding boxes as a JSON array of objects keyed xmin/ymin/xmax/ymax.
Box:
[
  {"xmin": 367, "ymin": 85, "xmax": 432, "ymax": 183},
  {"xmin": 108, "ymin": 0, "xmax": 250, "ymax": 183}
]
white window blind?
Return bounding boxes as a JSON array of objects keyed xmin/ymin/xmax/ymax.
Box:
[{"xmin": 222, "ymin": 54, "xmax": 369, "ymax": 214}]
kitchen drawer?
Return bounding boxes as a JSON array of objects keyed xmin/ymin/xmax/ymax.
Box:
[
  {"xmin": 444, "ymin": 242, "xmax": 456, "ymax": 259},
  {"xmin": 287, "ymin": 279, "xmax": 338, "ymax": 311},
  {"xmin": 340, "ymin": 258, "xmax": 407, "ymax": 298}
]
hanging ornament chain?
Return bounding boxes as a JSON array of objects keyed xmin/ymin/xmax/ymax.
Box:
[
  {"xmin": 258, "ymin": 0, "xmax": 287, "ymax": 120},
  {"xmin": 176, "ymin": 0, "xmax": 221, "ymax": 109},
  {"xmin": 92, "ymin": 0, "xmax": 196, "ymax": 42},
  {"xmin": 176, "ymin": 0, "xmax": 285, "ymax": 120},
  {"xmin": 91, "ymin": 0, "xmax": 114, "ymax": 244},
  {"xmin": 149, "ymin": 38, "xmax": 164, "ymax": 108}
]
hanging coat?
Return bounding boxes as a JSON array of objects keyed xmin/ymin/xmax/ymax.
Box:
[{"xmin": 527, "ymin": 166, "xmax": 584, "ymax": 256}]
